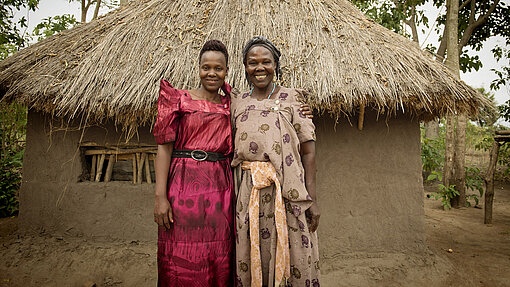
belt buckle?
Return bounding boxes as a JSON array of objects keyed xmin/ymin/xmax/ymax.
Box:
[{"xmin": 190, "ymin": 150, "xmax": 208, "ymax": 161}]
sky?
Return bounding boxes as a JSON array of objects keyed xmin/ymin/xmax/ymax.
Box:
[{"xmin": 14, "ymin": 0, "xmax": 510, "ymax": 108}]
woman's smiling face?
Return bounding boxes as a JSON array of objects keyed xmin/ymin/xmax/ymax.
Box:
[
  {"xmin": 244, "ymin": 46, "xmax": 276, "ymax": 89},
  {"xmin": 199, "ymin": 51, "xmax": 228, "ymax": 92}
]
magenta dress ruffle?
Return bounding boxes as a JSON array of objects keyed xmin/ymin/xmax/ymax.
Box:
[{"xmin": 153, "ymin": 79, "xmax": 234, "ymax": 287}]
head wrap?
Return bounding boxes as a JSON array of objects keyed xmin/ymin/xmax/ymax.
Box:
[{"xmin": 242, "ymin": 36, "xmax": 282, "ymax": 84}]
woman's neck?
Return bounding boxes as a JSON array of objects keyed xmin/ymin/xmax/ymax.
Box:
[
  {"xmin": 191, "ymin": 87, "xmax": 220, "ymax": 103},
  {"xmin": 252, "ymin": 83, "xmax": 279, "ymax": 100}
]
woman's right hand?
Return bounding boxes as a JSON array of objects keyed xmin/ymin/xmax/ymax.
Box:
[
  {"xmin": 154, "ymin": 195, "xmax": 173, "ymax": 229},
  {"xmin": 154, "ymin": 143, "xmax": 174, "ymax": 229},
  {"xmin": 306, "ymin": 202, "xmax": 320, "ymax": 233}
]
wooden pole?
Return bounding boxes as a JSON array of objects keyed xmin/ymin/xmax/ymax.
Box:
[
  {"xmin": 84, "ymin": 147, "xmax": 157, "ymax": 155},
  {"xmin": 104, "ymin": 155, "xmax": 115, "ymax": 182},
  {"xmin": 137, "ymin": 153, "xmax": 145, "ymax": 184},
  {"xmin": 151, "ymin": 156, "xmax": 156, "ymax": 183},
  {"xmin": 132, "ymin": 154, "xmax": 137, "ymax": 184},
  {"xmin": 144, "ymin": 153, "xmax": 152, "ymax": 184},
  {"xmin": 90, "ymin": 155, "xmax": 97, "ymax": 181},
  {"xmin": 484, "ymin": 140, "xmax": 500, "ymax": 224},
  {"xmin": 95, "ymin": 153, "xmax": 106, "ymax": 182},
  {"xmin": 358, "ymin": 104, "xmax": 365, "ymax": 131}
]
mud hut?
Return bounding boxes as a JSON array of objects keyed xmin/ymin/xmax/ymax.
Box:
[{"xmin": 0, "ymin": 0, "xmax": 486, "ymax": 264}]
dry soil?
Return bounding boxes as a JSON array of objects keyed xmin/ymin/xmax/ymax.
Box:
[{"xmin": 1, "ymin": 182, "xmax": 509, "ymax": 287}]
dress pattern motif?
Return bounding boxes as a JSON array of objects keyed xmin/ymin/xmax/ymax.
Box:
[
  {"xmin": 153, "ymin": 79, "xmax": 234, "ymax": 287},
  {"xmin": 231, "ymin": 87, "xmax": 321, "ymax": 287}
]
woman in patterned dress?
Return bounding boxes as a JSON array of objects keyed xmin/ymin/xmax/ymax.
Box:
[
  {"xmin": 153, "ymin": 40, "xmax": 234, "ymax": 287},
  {"xmin": 232, "ymin": 36, "xmax": 321, "ymax": 287}
]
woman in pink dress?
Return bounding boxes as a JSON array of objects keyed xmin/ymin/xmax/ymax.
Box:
[
  {"xmin": 153, "ymin": 40, "xmax": 234, "ymax": 286},
  {"xmin": 153, "ymin": 39, "xmax": 313, "ymax": 286}
]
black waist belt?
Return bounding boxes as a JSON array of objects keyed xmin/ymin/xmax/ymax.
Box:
[{"xmin": 172, "ymin": 149, "xmax": 231, "ymax": 162}]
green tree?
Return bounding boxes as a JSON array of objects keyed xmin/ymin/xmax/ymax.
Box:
[
  {"xmin": 0, "ymin": 0, "xmax": 39, "ymax": 56},
  {"xmin": 32, "ymin": 14, "xmax": 77, "ymax": 41},
  {"xmin": 1, "ymin": 7, "xmax": 76, "ymax": 217},
  {"xmin": 432, "ymin": 0, "xmax": 509, "ymax": 73},
  {"xmin": 350, "ymin": 0, "xmax": 509, "ymax": 73},
  {"xmin": 70, "ymin": 0, "xmax": 119, "ymax": 23},
  {"xmin": 474, "ymin": 88, "xmax": 499, "ymax": 128},
  {"xmin": 350, "ymin": 0, "xmax": 507, "ymax": 208},
  {"xmin": 490, "ymin": 45, "xmax": 509, "ymax": 91},
  {"xmin": 499, "ymin": 100, "xmax": 510, "ymax": 123},
  {"xmin": 350, "ymin": 0, "xmax": 429, "ymax": 42}
]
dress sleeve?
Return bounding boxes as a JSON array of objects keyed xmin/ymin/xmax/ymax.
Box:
[
  {"xmin": 292, "ymin": 89, "xmax": 316, "ymax": 143},
  {"xmin": 153, "ymin": 79, "xmax": 181, "ymax": 145}
]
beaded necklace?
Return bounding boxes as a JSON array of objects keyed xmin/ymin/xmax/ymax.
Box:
[{"xmin": 250, "ymin": 82, "xmax": 276, "ymax": 99}]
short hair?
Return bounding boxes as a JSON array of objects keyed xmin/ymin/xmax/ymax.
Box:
[
  {"xmin": 199, "ymin": 40, "xmax": 229, "ymax": 66},
  {"xmin": 242, "ymin": 36, "xmax": 282, "ymax": 84}
]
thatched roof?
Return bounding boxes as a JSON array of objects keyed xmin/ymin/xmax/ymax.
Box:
[{"xmin": 0, "ymin": 0, "xmax": 488, "ymax": 127}]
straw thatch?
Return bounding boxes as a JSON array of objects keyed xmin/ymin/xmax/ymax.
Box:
[{"xmin": 0, "ymin": 0, "xmax": 488, "ymax": 127}]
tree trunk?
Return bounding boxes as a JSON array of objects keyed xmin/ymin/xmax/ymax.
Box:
[
  {"xmin": 406, "ymin": 6, "xmax": 419, "ymax": 43},
  {"xmin": 452, "ymin": 114, "xmax": 467, "ymax": 208},
  {"xmin": 484, "ymin": 140, "xmax": 500, "ymax": 224},
  {"xmin": 424, "ymin": 121, "xmax": 439, "ymax": 140},
  {"xmin": 436, "ymin": 26, "xmax": 447, "ymax": 63},
  {"xmin": 444, "ymin": 0, "xmax": 465, "ymax": 207},
  {"xmin": 81, "ymin": 0, "xmax": 87, "ymax": 23},
  {"xmin": 93, "ymin": 0, "xmax": 102, "ymax": 20},
  {"xmin": 443, "ymin": 115, "xmax": 455, "ymax": 187}
]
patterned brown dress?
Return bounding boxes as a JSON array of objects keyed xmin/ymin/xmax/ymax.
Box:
[{"xmin": 231, "ymin": 87, "xmax": 321, "ymax": 287}]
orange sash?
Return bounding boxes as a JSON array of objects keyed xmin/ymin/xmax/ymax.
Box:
[{"xmin": 241, "ymin": 161, "xmax": 291, "ymax": 287}]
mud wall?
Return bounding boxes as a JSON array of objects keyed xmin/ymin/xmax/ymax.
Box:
[
  {"xmin": 315, "ymin": 111, "xmax": 425, "ymax": 258},
  {"xmin": 20, "ymin": 111, "xmax": 157, "ymax": 241},
  {"xmin": 21, "ymin": 109, "xmax": 425, "ymax": 253}
]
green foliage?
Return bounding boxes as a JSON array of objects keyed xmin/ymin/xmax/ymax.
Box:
[
  {"xmin": 32, "ymin": 14, "xmax": 77, "ymax": 41},
  {"xmin": 427, "ymin": 171, "xmax": 459, "ymax": 210},
  {"xmin": 0, "ymin": 0, "xmax": 39, "ymax": 53},
  {"xmin": 427, "ymin": 167, "xmax": 487, "ymax": 209},
  {"xmin": 0, "ymin": 42, "xmax": 17, "ymax": 60},
  {"xmin": 0, "ymin": 150, "xmax": 22, "ymax": 217},
  {"xmin": 497, "ymin": 143, "xmax": 510, "ymax": 179},
  {"xmin": 473, "ymin": 88, "xmax": 499, "ymax": 128},
  {"xmin": 465, "ymin": 166, "xmax": 484, "ymax": 207},
  {"xmin": 498, "ymin": 100, "xmax": 510, "ymax": 122},
  {"xmin": 421, "ymin": 137, "xmax": 444, "ymax": 173},
  {"xmin": 433, "ymin": 0, "xmax": 509, "ymax": 73},
  {"xmin": 349, "ymin": 0, "xmax": 429, "ymax": 37},
  {"xmin": 0, "ymin": 102, "xmax": 27, "ymax": 217},
  {"xmin": 0, "ymin": 4, "xmax": 79, "ymax": 217},
  {"xmin": 458, "ymin": 50, "xmax": 482, "ymax": 73},
  {"xmin": 490, "ymin": 46, "xmax": 509, "ymax": 91}
]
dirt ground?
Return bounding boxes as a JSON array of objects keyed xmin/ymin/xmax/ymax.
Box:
[{"xmin": 1, "ymin": 182, "xmax": 509, "ymax": 287}]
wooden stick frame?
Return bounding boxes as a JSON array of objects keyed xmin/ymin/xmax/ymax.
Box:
[
  {"xmin": 81, "ymin": 144, "xmax": 156, "ymax": 183},
  {"xmin": 483, "ymin": 132, "xmax": 509, "ymax": 224}
]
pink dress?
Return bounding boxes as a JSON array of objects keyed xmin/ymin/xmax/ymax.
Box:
[{"xmin": 153, "ymin": 79, "xmax": 234, "ymax": 287}]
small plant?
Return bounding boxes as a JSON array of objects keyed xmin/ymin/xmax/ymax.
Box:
[
  {"xmin": 421, "ymin": 137, "xmax": 444, "ymax": 175},
  {"xmin": 427, "ymin": 171, "xmax": 459, "ymax": 210},
  {"xmin": 465, "ymin": 166, "xmax": 484, "ymax": 207},
  {"xmin": 0, "ymin": 150, "xmax": 23, "ymax": 217}
]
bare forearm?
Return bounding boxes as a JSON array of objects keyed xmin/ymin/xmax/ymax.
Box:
[
  {"xmin": 303, "ymin": 155, "xmax": 316, "ymax": 201},
  {"xmin": 301, "ymin": 141, "xmax": 317, "ymax": 202},
  {"xmin": 155, "ymin": 143, "xmax": 173, "ymax": 198}
]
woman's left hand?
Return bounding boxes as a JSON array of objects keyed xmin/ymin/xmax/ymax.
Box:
[
  {"xmin": 306, "ymin": 202, "xmax": 320, "ymax": 233},
  {"xmin": 299, "ymin": 104, "xmax": 314, "ymax": 119}
]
